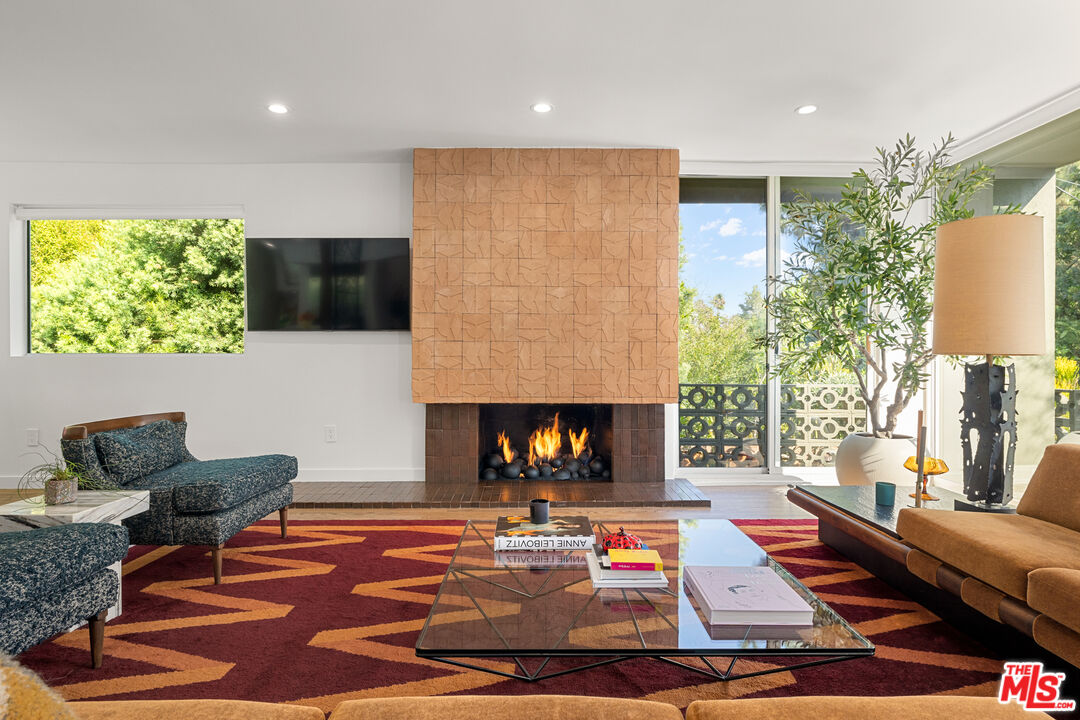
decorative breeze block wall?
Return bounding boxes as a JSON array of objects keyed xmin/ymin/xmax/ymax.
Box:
[{"xmin": 411, "ymin": 148, "xmax": 679, "ymax": 404}]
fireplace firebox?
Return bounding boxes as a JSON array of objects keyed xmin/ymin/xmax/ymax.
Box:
[
  {"xmin": 425, "ymin": 404, "xmax": 664, "ymax": 484},
  {"xmin": 478, "ymin": 404, "xmax": 613, "ymax": 481}
]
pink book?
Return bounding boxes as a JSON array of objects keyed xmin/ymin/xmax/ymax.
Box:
[{"xmin": 683, "ymin": 566, "xmax": 814, "ymax": 626}]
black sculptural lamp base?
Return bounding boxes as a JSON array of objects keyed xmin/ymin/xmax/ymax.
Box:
[
  {"xmin": 952, "ymin": 498, "xmax": 1017, "ymax": 514},
  {"xmin": 959, "ymin": 357, "xmax": 1018, "ymax": 506}
]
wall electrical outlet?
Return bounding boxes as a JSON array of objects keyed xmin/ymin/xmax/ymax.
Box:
[
  {"xmin": 26, "ymin": 428, "xmax": 39, "ymax": 447},
  {"xmin": 323, "ymin": 424, "xmax": 338, "ymax": 443}
]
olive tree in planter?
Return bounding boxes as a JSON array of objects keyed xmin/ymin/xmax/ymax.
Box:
[{"xmin": 768, "ymin": 135, "xmax": 1007, "ymax": 484}]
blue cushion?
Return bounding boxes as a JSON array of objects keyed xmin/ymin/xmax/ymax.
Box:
[
  {"xmin": 0, "ymin": 523, "xmax": 128, "ymax": 613},
  {"xmin": 126, "ymin": 454, "xmax": 297, "ymax": 513},
  {"xmin": 60, "ymin": 437, "xmax": 109, "ymax": 486},
  {"xmin": 95, "ymin": 420, "xmax": 187, "ymax": 483}
]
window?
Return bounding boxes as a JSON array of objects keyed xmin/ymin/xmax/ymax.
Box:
[
  {"xmin": 28, "ymin": 218, "xmax": 245, "ymax": 353},
  {"xmin": 678, "ymin": 178, "xmax": 769, "ymax": 469},
  {"xmin": 677, "ymin": 176, "xmax": 861, "ymax": 476},
  {"xmin": 1057, "ymin": 161, "xmax": 1080, "ymax": 439},
  {"xmin": 778, "ymin": 178, "xmax": 866, "ymax": 468}
]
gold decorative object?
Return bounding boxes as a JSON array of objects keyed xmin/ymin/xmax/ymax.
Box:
[{"xmin": 905, "ymin": 455, "xmax": 947, "ymax": 502}]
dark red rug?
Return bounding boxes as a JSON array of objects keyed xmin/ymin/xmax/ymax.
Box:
[{"xmin": 18, "ymin": 520, "xmax": 1005, "ymax": 712}]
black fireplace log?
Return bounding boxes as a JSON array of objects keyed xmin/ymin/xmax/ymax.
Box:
[{"xmin": 478, "ymin": 453, "xmax": 609, "ymax": 481}]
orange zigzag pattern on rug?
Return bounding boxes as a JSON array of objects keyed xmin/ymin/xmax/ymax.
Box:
[
  {"xmin": 35, "ymin": 521, "xmax": 1004, "ymax": 707},
  {"xmin": 50, "ymin": 526, "xmax": 374, "ymax": 700}
]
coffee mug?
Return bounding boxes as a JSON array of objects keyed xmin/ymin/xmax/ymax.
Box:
[
  {"xmin": 875, "ymin": 481, "xmax": 896, "ymax": 506},
  {"xmin": 530, "ymin": 498, "xmax": 550, "ymax": 524}
]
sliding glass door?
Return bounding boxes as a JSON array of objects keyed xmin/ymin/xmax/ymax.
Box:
[{"xmin": 677, "ymin": 176, "xmax": 861, "ymax": 478}]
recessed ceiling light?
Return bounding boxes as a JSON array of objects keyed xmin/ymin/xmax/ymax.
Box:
[
  {"xmin": 795, "ymin": 104, "xmax": 818, "ymax": 115},
  {"xmin": 267, "ymin": 103, "xmax": 290, "ymax": 115},
  {"xmin": 531, "ymin": 102, "xmax": 553, "ymax": 113}
]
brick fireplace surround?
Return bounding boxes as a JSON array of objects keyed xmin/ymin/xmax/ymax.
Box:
[{"xmin": 411, "ymin": 148, "xmax": 679, "ymax": 485}]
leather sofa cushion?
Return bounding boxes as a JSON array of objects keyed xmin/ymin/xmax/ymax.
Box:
[
  {"xmin": 0, "ymin": 524, "xmax": 128, "ymax": 612},
  {"xmin": 1029, "ymin": 568, "xmax": 1080, "ymax": 634},
  {"xmin": 896, "ymin": 508, "xmax": 1080, "ymax": 600},
  {"xmin": 328, "ymin": 696, "xmax": 684, "ymax": 720},
  {"xmin": 1018, "ymin": 443, "xmax": 1080, "ymax": 533},
  {"xmin": 686, "ymin": 696, "xmax": 1045, "ymax": 719},
  {"xmin": 126, "ymin": 455, "xmax": 297, "ymax": 513},
  {"xmin": 1032, "ymin": 614, "xmax": 1080, "ymax": 669},
  {"xmin": 70, "ymin": 700, "xmax": 324, "ymax": 720}
]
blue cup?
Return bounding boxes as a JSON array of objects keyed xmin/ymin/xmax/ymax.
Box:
[{"xmin": 875, "ymin": 481, "xmax": 896, "ymax": 506}]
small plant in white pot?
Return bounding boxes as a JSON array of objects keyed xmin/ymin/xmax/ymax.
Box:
[{"xmin": 767, "ymin": 135, "xmax": 1014, "ymax": 485}]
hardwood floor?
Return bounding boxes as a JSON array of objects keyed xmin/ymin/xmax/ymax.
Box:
[
  {"xmin": 291, "ymin": 478, "xmax": 710, "ymax": 508},
  {"xmin": 0, "ymin": 485, "xmax": 810, "ymax": 521},
  {"xmin": 287, "ymin": 484, "xmax": 807, "ymax": 521}
]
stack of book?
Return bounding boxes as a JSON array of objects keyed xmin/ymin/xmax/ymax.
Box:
[
  {"xmin": 493, "ymin": 515, "xmax": 594, "ymax": 551},
  {"xmin": 586, "ymin": 546, "xmax": 668, "ymax": 589},
  {"xmin": 683, "ymin": 565, "xmax": 814, "ymax": 629}
]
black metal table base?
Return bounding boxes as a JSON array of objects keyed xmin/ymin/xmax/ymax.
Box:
[{"xmin": 422, "ymin": 652, "xmax": 867, "ymax": 683}]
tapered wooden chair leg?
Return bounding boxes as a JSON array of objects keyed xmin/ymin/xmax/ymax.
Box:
[
  {"xmin": 88, "ymin": 609, "xmax": 107, "ymax": 669},
  {"xmin": 211, "ymin": 543, "xmax": 224, "ymax": 584},
  {"xmin": 279, "ymin": 507, "xmax": 289, "ymax": 539}
]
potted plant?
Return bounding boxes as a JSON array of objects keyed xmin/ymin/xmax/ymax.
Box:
[
  {"xmin": 20, "ymin": 449, "xmax": 109, "ymax": 505},
  {"xmin": 767, "ymin": 134, "xmax": 1012, "ymax": 484}
]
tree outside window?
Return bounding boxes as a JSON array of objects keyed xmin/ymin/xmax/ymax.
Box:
[{"xmin": 29, "ymin": 218, "xmax": 245, "ymax": 353}]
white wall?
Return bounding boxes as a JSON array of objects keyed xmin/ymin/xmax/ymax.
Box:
[{"xmin": 0, "ymin": 161, "xmax": 422, "ymax": 485}]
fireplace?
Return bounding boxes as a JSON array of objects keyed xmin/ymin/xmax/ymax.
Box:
[
  {"xmin": 413, "ymin": 147, "xmax": 679, "ymax": 487},
  {"xmin": 479, "ymin": 404, "xmax": 614, "ymax": 481},
  {"xmin": 425, "ymin": 403, "xmax": 664, "ymax": 484}
]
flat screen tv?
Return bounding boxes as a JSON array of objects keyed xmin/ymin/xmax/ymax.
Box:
[{"xmin": 246, "ymin": 237, "xmax": 410, "ymax": 331}]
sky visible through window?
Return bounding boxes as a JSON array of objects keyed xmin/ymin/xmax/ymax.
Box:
[{"xmin": 679, "ymin": 202, "xmax": 769, "ymax": 315}]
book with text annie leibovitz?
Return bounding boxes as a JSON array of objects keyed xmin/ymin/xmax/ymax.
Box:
[{"xmin": 493, "ymin": 515, "xmax": 594, "ymax": 551}]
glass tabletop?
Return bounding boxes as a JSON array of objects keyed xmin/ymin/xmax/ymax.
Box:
[
  {"xmin": 791, "ymin": 484, "xmax": 969, "ymax": 538},
  {"xmin": 416, "ymin": 519, "xmax": 873, "ymax": 658}
]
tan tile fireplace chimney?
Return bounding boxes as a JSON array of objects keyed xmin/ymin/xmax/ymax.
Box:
[{"xmin": 411, "ymin": 147, "xmax": 679, "ymax": 483}]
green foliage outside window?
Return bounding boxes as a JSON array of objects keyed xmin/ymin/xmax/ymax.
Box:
[
  {"xmin": 30, "ymin": 218, "xmax": 245, "ymax": 353},
  {"xmin": 1057, "ymin": 161, "xmax": 1080, "ymax": 370},
  {"xmin": 678, "ymin": 236, "xmax": 764, "ymax": 384}
]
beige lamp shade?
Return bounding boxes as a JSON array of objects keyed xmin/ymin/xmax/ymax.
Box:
[{"xmin": 933, "ymin": 214, "xmax": 1046, "ymax": 356}]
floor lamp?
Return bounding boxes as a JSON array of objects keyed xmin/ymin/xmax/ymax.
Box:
[{"xmin": 933, "ymin": 214, "xmax": 1045, "ymax": 510}]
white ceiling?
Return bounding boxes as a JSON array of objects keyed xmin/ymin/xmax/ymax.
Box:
[{"xmin": 3, "ymin": 0, "xmax": 1079, "ymax": 165}]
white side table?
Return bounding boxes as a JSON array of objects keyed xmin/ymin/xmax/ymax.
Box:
[{"xmin": 0, "ymin": 490, "xmax": 150, "ymax": 621}]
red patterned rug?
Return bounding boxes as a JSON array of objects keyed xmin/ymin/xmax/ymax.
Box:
[{"xmin": 19, "ymin": 520, "xmax": 1004, "ymax": 712}]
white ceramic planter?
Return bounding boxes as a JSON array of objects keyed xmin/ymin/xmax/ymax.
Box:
[{"xmin": 834, "ymin": 433, "xmax": 916, "ymax": 486}]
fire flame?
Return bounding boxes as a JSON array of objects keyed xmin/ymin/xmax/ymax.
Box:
[
  {"xmin": 497, "ymin": 430, "xmax": 513, "ymax": 464},
  {"xmin": 529, "ymin": 413, "xmax": 563, "ymax": 465},
  {"xmin": 569, "ymin": 426, "xmax": 590, "ymax": 459}
]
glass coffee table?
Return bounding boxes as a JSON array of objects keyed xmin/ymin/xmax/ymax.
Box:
[{"xmin": 415, "ymin": 519, "xmax": 873, "ymax": 681}]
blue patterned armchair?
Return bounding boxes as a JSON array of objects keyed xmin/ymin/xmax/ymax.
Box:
[
  {"xmin": 61, "ymin": 412, "xmax": 296, "ymax": 584},
  {"xmin": 1, "ymin": 523, "xmax": 128, "ymax": 667}
]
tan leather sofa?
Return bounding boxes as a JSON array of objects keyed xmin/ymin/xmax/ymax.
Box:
[
  {"xmin": 69, "ymin": 699, "xmax": 325, "ymax": 720},
  {"xmin": 897, "ymin": 443, "xmax": 1080, "ymax": 667},
  {"xmin": 686, "ymin": 696, "xmax": 1047, "ymax": 719},
  {"xmin": 68, "ymin": 696, "xmax": 682, "ymax": 720},
  {"xmin": 67, "ymin": 695, "xmax": 1049, "ymax": 719}
]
